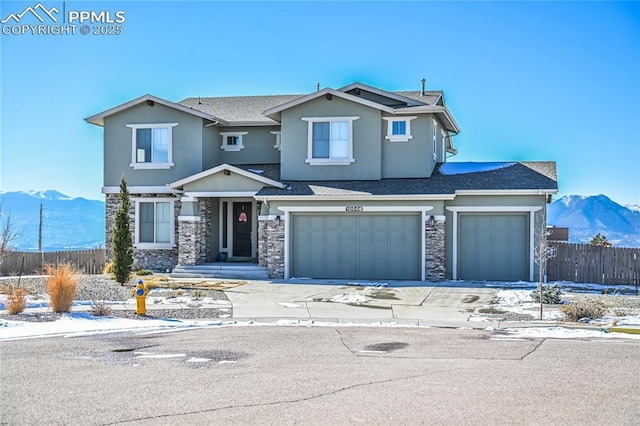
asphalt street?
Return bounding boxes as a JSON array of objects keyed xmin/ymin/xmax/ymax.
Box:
[{"xmin": 1, "ymin": 326, "xmax": 639, "ymax": 425}]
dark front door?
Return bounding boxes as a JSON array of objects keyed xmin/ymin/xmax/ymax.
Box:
[{"xmin": 233, "ymin": 202, "xmax": 252, "ymax": 257}]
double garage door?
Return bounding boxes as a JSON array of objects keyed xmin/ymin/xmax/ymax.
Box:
[
  {"xmin": 458, "ymin": 214, "xmax": 528, "ymax": 281},
  {"xmin": 291, "ymin": 214, "xmax": 421, "ymax": 280}
]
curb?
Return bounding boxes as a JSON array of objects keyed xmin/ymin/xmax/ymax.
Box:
[{"xmin": 609, "ymin": 326, "xmax": 640, "ymax": 335}]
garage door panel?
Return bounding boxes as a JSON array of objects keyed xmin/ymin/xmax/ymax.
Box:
[
  {"xmin": 292, "ymin": 214, "xmax": 420, "ymax": 280},
  {"xmin": 459, "ymin": 214, "xmax": 528, "ymax": 281}
]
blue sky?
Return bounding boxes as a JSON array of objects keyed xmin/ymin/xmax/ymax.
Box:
[{"xmin": 1, "ymin": 1, "xmax": 639, "ymax": 205}]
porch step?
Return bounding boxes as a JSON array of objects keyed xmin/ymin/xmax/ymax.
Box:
[{"xmin": 170, "ymin": 263, "xmax": 269, "ymax": 280}]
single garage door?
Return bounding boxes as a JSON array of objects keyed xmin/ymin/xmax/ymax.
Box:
[
  {"xmin": 458, "ymin": 214, "xmax": 528, "ymax": 281},
  {"xmin": 291, "ymin": 214, "xmax": 421, "ymax": 280}
]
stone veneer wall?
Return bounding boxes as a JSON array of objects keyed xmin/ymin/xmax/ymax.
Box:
[
  {"xmin": 258, "ymin": 218, "xmax": 285, "ymax": 279},
  {"xmin": 425, "ymin": 218, "xmax": 446, "ymax": 281},
  {"xmin": 105, "ymin": 193, "xmax": 180, "ymax": 272},
  {"xmin": 177, "ymin": 198, "xmax": 213, "ymax": 266}
]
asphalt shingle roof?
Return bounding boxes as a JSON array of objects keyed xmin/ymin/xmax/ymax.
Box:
[
  {"xmin": 250, "ymin": 162, "xmax": 558, "ymax": 197},
  {"xmin": 394, "ymin": 91, "xmax": 442, "ymax": 106},
  {"xmin": 179, "ymin": 95, "xmax": 304, "ymax": 123},
  {"xmin": 179, "ymin": 89, "xmax": 445, "ymax": 124}
]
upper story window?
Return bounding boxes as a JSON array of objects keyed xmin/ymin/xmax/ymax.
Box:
[
  {"xmin": 383, "ymin": 116, "xmax": 416, "ymax": 142},
  {"xmin": 220, "ymin": 132, "xmax": 248, "ymax": 152},
  {"xmin": 271, "ymin": 131, "xmax": 282, "ymax": 150},
  {"xmin": 440, "ymin": 128, "xmax": 447, "ymax": 162},
  {"xmin": 302, "ymin": 116, "xmax": 359, "ymax": 165},
  {"xmin": 432, "ymin": 118, "xmax": 438, "ymax": 161},
  {"xmin": 134, "ymin": 198, "xmax": 175, "ymax": 249},
  {"xmin": 126, "ymin": 123, "xmax": 178, "ymax": 169}
]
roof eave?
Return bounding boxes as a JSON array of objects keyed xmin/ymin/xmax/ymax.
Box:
[
  {"xmin": 338, "ymin": 82, "xmax": 427, "ymax": 106},
  {"xmin": 85, "ymin": 94, "xmax": 227, "ymax": 127},
  {"xmin": 394, "ymin": 106, "xmax": 461, "ymax": 134},
  {"xmin": 255, "ymin": 194, "xmax": 456, "ymax": 201},
  {"xmin": 455, "ymin": 189, "xmax": 559, "ymax": 196}
]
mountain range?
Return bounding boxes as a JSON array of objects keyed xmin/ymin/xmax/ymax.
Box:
[
  {"xmin": 548, "ymin": 195, "xmax": 640, "ymax": 247},
  {"xmin": 0, "ymin": 190, "xmax": 639, "ymax": 251},
  {"xmin": 0, "ymin": 190, "xmax": 105, "ymax": 251}
]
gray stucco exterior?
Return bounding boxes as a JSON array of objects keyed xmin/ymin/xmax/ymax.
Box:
[
  {"xmin": 103, "ymin": 102, "xmax": 205, "ymax": 188},
  {"xmin": 204, "ymin": 125, "xmax": 281, "ymax": 169},
  {"xmin": 280, "ymin": 96, "xmax": 383, "ymax": 181}
]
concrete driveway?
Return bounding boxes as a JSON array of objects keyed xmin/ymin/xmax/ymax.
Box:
[{"xmin": 224, "ymin": 279, "xmax": 500, "ymax": 327}]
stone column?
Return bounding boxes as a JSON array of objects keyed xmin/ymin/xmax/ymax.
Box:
[
  {"xmin": 258, "ymin": 216, "xmax": 285, "ymax": 279},
  {"xmin": 178, "ymin": 216, "xmax": 201, "ymax": 266},
  {"xmin": 196, "ymin": 198, "xmax": 213, "ymax": 264},
  {"xmin": 425, "ymin": 215, "xmax": 446, "ymax": 281}
]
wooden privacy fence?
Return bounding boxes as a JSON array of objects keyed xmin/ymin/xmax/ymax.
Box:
[
  {"xmin": 0, "ymin": 249, "xmax": 106, "ymax": 276},
  {"xmin": 547, "ymin": 243, "xmax": 640, "ymax": 285}
]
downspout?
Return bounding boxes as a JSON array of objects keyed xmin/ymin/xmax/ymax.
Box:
[{"xmin": 203, "ymin": 120, "xmax": 220, "ymax": 170}]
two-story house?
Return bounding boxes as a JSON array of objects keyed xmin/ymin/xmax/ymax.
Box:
[{"xmin": 86, "ymin": 81, "xmax": 558, "ymax": 282}]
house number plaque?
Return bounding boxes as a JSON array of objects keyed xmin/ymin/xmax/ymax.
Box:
[{"xmin": 345, "ymin": 206, "xmax": 364, "ymax": 212}]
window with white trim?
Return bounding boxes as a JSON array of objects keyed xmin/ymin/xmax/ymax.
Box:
[
  {"xmin": 383, "ymin": 116, "xmax": 416, "ymax": 142},
  {"xmin": 440, "ymin": 128, "xmax": 446, "ymax": 162},
  {"xmin": 135, "ymin": 199, "xmax": 175, "ymax": 248},
  {"xmin": 432, "ymin": 118, "xmax": 438, "ymax": 161},
  {"xmin": 220, "ymin": 132, "xmax": 248, "ymax": 151},
  {"xmin": 271, "ymin": 131, "xmax": 282, "ymax": 150},
  {"xmin": 126, "ymin": 123, "xmax": 177, "ymax": 169},
  {"xmin": 302, "ymin": 116, "xmax": 358, "ymax": 165}
]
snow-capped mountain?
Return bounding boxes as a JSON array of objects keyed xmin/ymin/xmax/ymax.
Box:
[
  {"xmin": 548, "ymin": 195, "xmax": 640, "ymax": 247},
  {"xmin": 0, "ymin": 190, "xmax": 104, "ymax": 251}
]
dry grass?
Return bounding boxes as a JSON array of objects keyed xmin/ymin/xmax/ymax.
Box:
[
  {"xmin": 560, "ymin": 298, "xmax": 609, "ymax": 322},
  {"xmin": 103, "ymin": 261, "xmax": 114, "ymax": 274},
  {"xmin": 45, "ymin": 263, "xmax": 80, "ymax": 313},
  {"xmin": 6, "ymin": 286, "xmax": 28, "ymax": 314},
  {"xmin": 90, "ymin": 300, "xmax": 113, "ymax": 316}
]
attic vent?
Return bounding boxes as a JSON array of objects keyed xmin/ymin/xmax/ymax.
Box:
[
  {"xmin": 325, "ymin": 93, "xmax": 332, "ymax": 100},
  {"xmin": 316, "ymin": 82, "xmax": 320, "ymax": 92},
  {"xmin": 420, "ymin": 78, "xmax": 426, "ymax": 96},
  {"xmin": 146, "ymin": 99, "xmax": 155, "ymax": 106}
]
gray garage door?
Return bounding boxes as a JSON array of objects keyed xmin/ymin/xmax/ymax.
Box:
[
  {"xmin": 291, "ymin": 214, "xmax": 421, "ymax": 280},
  {"xmin": 458, "ymin": 214, "xmax": 528, "ymax": 281}
]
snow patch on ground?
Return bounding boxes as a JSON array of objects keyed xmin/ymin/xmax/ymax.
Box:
[
  {"xmin": 489, "ymin": 289, "xmax": 563, "ymax": 320},
  {"xmin": 492, "ymin": 326, "xmax": 640, "ymax": 340},
  {"xmin": 278, "ymin": 302, "xmax": 303, "ymax": 308},
  {"xmin": 331, "ymin": 293, "xmax": 368, "ymax": 304}
]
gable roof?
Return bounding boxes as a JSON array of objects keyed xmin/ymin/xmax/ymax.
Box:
[
  {"xmin": 85, "ymin": 94, "xmax": 225, "ymax": 127},
  {"xmin": 262, "ymin": 85, "xmax": 459, "ymax": 133},
  {"xmin": 255, "ymin": 162, "xmax": 557, "ymax": 198},
  {"xmin": 86, "ymin": 83, "xmax": 458, "ymax": 130},
  {"xmin": 169, "ymin": 163, "xmax": 286, "ymax": 190},
  {"xmin": 263, "ymin": 88, "xmax": 396, "ymax": 120}
]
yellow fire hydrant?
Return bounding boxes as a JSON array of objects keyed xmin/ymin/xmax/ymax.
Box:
[{"xmin": 133, "ymin": 279, "xmax": 149, "ymax": 315}]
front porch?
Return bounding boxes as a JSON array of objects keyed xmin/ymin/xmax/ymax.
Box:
[
  {"xmin": 170, "ymin": 163, "xmax": 286, "ymax": 272},
  {"xmin": 177, "ymin": 197, "xmax": 260, "ymax": 266}
]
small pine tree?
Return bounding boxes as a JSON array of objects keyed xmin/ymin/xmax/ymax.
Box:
[
  {"xmin": 589, "ymin": 233, "xmax": 611, "ymax": 247},
  {"xmin": 112, "ymin": 175, "xmax": 133, "ymax": 285}
]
